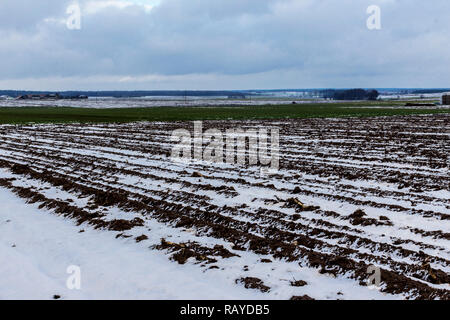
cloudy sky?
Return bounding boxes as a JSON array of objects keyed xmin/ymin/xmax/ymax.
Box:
[{"xmin": 1, "ymin": 0, "xmax": 449, "ymax": 90}]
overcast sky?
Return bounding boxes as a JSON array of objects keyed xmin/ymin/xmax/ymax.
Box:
[{"xmin": 1, "ymin": 0, "xmax": 449, "ymax": 90}]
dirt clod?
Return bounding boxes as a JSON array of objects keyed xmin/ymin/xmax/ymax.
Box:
[
  {"xmin": 236, "ymin": 277, "xmax": 270, "ymax": 293},
  {"xmin": 290, "ymin": 295, "xmax": 314, "ymax": 300},
  {"xmin": 290, "ymin": 280, "xmax": 308, "ymax": 287}
]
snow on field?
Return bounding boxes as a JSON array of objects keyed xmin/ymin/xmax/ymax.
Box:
[
  {"xmin": 1, "ymin": 96, "xmax": 448, "ymax": 110},
  {"xmin": 0, "ymin": 186, "xmax": 393, "ymax": 300},
  {"xmin": 0, "ymin": 114, "xmax": 448, "ymax": 300},
  {"xmin": 0, "ymin": 187, "xmax": 264, "ymax": 300},
  {"xmin": 0, "ymin": 97, "xmax": 316, "ymax": 109}
]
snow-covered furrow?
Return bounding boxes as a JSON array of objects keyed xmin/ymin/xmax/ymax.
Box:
[
  {"xmin": 1, "ymin": 165, "xmax": 448, "ymax": 295},
  {"xmin": 1, "ymin": 139, "xmax": 446, "ymax": 222},
  {"xmin": 0, "ymin": 145, "xmax": 447, "ymax": 256},
  {"xmin": 0, "ymin": 114, "xmax": 448, "ymax": 300},
  {"xmin": 0, "ymin": 132, "xmax": 446, "ymax": 248}
]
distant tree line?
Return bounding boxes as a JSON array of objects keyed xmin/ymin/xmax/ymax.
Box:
[
  {"xmin": 0, "ymin": 90, "xmax": 252, "ymax": 98},
  {"xmin": 323, "ymin": 89, "xmax": 379, "ymax": 101},
  {"xmin": 410, "ymin": 89, "xmax": 450, "ymax": 94}
]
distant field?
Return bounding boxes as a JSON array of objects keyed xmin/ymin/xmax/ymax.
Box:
[{"xmin": 0, "ymin": 101, "xmax": 448, "ymax": 124}]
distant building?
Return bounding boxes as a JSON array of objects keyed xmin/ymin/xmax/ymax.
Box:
[
  {"xmin": 16, "ymin": 94, "xmax": 44, "ymax": 100},
  {"xmin": 16, "ymin": 94, "xmax": 33, "ymax": 100},
  {"xmin": 441, "ymin": 93, "xmax": 450, "ymax": 105},
  {"xmin": 64, "ymin": 94, "xmax": 88, "ymax": 100},
  {"xmin": 227, "ymin": 93, "xmax": 246, "ymax": 99},
  {"xmin": 47, "ymin": 93, "xmax": 61, "ymax": 99},
  {"xmin": 16, "ymin": 93, "xmax": 62, "ymax": 100}
]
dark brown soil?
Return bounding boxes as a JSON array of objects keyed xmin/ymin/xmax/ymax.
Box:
[
  {"xmin": 235, "ymin": 277, "xmax": 271, "ymax": 293},
  {"xmin": 153, "ymin": 238, "xmax": 238, "ymax": 265},
  {"xmin": 290, "ymin": 280, "xmax": 308, "ymax": 287},
  {"xmin": 135, "ymin": 234, "xmax": 149, "ymax": 243},
  {"xmin": 290, "ymin": 295, "xmax": 314, "ymax": 300}
]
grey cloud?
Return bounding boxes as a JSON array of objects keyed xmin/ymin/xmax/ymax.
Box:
[
  {"xmin": 0, "ymin": 0, "xmax": 69, "ymax": 31},
  {"xmin": 0, "ymin": 0, "xmax": 450, "ymax": 89}
]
